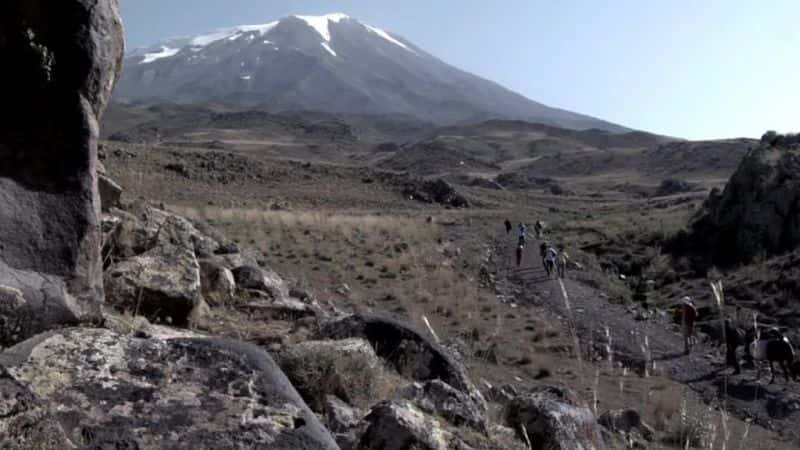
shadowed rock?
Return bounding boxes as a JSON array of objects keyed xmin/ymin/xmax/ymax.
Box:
[
  {"xmin": 0, "ymin": 0, "xmax": 124, "ymax": 337},
  {"xmin": 684, "ymin": 144, "xmax": 800, "ymax": 267},
  {"xmin": 505, "ymin": 386, "xmax": 606, "ymax": 450},
  {"xmin": 0, "ymin": 328, "xmax": 340, "ymax": 449}
]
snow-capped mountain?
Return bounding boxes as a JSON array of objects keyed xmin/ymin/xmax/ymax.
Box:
[{"xmin": 116, "ymin": 13, "xmax": 627, "ymax": 131}]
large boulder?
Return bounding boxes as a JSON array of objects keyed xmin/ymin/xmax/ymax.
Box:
[
  {"xmin": 0, "ymin": 0, "xmax": 124, "ymax": 338},
  {"xmin": 0, "ymin": 328, "xmax": 339, "ymax": 449},
  {"xmin": 233, "ymin": 265, "xmax": 290, "ymax": 301},
  {"xmin": 0, "ymin": 370, "xmax": 72, "ymax": 449},
  {"xmin": 319, "ymin": 314, "xmax": 486, "ymax": 416},
  {"xmin": 504, "ymin": 386, "xmax": 606, "ymax": 450},
  {"xmin": 399, "ymin": 380, "xmax": 488, "ymax": 433},
  {"xmin": 358, "ymin": 400, "xmax": 465, "ymax": 450},
  {"xmin": 684, "ymin": 144, "xmax": 800, "ymax": 267}
]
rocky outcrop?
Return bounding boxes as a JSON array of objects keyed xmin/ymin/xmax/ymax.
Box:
[
  {"xmin": 0, "ymin": 0, "xmax": 124, "ymax": 338},
  {"xmin": 402, "ymin": 178, "xmax": 469, "ymax": 208},
  {"xmin": 505, "ymin": 386, "xmax": 606, "ymax": 450},
  {"xmin": 684, "ymin": 144, "xmax": 800, "ymax": 267},
  {"xmin": 0, "ymin": 328, "xmax": 339, "ymax": 449},
  {"xmin": 319, "ymin": 314, "xmax": 487, "ymax": 417},
  {"xmin": 598, "ymin": 408, "xmax": 654, "ymax": 441},
  {"xmin": 359, "ymin": 400, "xmax": 465, "ymax": 450},
  {"xmin": 233, "ymin": 265, "xmax": 290, "ymax": 301},
  {"xmin": 399, "ymin": 380, "xmax": 488, "ymax": 432}
]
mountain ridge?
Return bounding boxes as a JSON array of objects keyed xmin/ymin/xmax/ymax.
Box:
[{"xmin": 115, "ymin": 13, "xmax": 631, "ymax": 133}]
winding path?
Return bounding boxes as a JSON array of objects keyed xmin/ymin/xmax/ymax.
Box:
[{"xmin": 494, "ymin": 230, "xmax": 800, "ymax": 442}]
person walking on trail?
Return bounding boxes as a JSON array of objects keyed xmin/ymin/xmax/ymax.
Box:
[
  {"xmin": 556, "ymin": 247, "xmax": 569, "ymax": 279},
  {"xmin": 723, "ymin": 318, "xmax": 745, "ymax": 374},
  {"xmin": 504, "ymin": 219, "xmax": 512, "ymax": 235},
  {"xmin": 515, "ymin": 243, "xmax": 524, "ymax": 267},
  {"xmin": 534, "ymin": 220, "xmax": 544, "ymax": 238},
  {"xmin": 517, "ymin": 223, "xmax": 528, "ymax": 247},
  {"xmin": 539, "ymin": 242, "xmax": 548, "ymax": 271},
  {"xmin": 681, "ymin": 297, "xmax": 698, "ymax": 355},
  {"xmin": 544, "ymin": 246, "xmax": 558, "ymax": 277}
]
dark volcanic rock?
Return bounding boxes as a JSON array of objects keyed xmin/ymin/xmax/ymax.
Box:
[
  {"xmin": 684, "ymin": 144, "xmax": 800, "ymax": 267},
  {"xmin": 399, "ymin": 380, "xmax": 488, "ymax": 432},
  {"xmin": 402, "ymin": 178, "xmax": 469, "ymax": 208},
  {"xmin": 0, "ymin": 0, "xmax": 124, "ymax": 337},
  {"xmin": 0, "ymin": 328, "xmax": 339, "ymax": 449}
]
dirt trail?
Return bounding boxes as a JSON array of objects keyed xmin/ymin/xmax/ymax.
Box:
[{"xmin": 494, "ymin": 230, "xmax": 800, "ymax": 443}]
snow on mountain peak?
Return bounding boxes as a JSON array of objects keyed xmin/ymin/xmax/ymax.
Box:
[
  {"xmin": 189, "ymin": 21, "xmax": 279, "ymax": 47},
  {"xmin": 141, "ymin": 46, "xmax": 180, "ymax": 64},
  {"xmin": 364, "ymin": 24, "xmax": 414, "ymax": 53},
  {"xmin": 292, "ymin": 13, "xmax": 350, "ymax": 42}
]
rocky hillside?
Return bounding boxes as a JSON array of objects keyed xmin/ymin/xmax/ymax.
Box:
[
  {"xmin": 115, "ymin": 13, "xmax": 629, "ymax": 131},
  {"xmin": 681, "ymin": 134, "xmax": 800, "ymax": 268}
]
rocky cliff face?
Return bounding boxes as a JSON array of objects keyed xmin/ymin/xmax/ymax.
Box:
[
  {"xmin": 0, "ymin": 0, "xmax": 124, "ymax": 333},
  {"xmin": 685, "ymin": 137, "xmax": 800, "ymax": 267}
]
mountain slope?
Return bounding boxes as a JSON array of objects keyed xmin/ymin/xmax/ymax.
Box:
[{"xmin": 116, "ymin": 13, "xmax": 629, "ymax": 132}]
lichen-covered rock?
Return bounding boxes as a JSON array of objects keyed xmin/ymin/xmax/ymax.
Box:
[
  {"xmin": 319, "ymin": 314, "xmax": 487, "ymax": 417},
  {"xmin": 0, "ymin": 370, "xmax": 72, "ymax": 449},
  {"xmin": 0, "ymin": 328, "xmax": 339, "ymax": 449},
  {"xmin": 324, "ymin": 395, "xmax": 364, "ymax": 450},
  {"xmin": 505, "ymin": 386, "xmax": 606, "ymax": 450},
  {"xmin": 399, "ymin": 380, "xmax": 487, "ymax": 432},
  {"xmin": 233, "ymin": 265, "xmax": 290, "ymax": 301},
  {"xmin": 0, "ymin": 0, "xmax": 124, "ymax": 339},
  {"xmin": 105, "ymin": 243, "xmax": 201, "ymax": 326},
  {"xmin": 359, "ymin": 400, "xmax": 461, "ymax": 450},
  {"xmin": 108, "ymin": 202, "xmax": 220, "ymax": 259}
]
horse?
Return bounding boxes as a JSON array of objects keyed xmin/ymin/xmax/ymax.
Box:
[{"xmin": 749, "ymin": 335, "xmax": 796, "ymax": 383}]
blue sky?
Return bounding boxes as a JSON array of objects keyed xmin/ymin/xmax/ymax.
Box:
[{"xmin": 121, "ymin": 0, "xmax": 798, "ymax": 140}]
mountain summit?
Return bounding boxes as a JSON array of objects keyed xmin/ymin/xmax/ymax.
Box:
[{"xmin": 116, "ymin": 13, "xmax": 627, "ymax": 131}]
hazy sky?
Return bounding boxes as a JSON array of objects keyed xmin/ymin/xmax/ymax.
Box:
[{"xmin": 122, "ymin": 0, "xmax": 798, "ymax": 140}]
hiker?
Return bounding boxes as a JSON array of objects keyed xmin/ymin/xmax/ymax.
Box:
[
  {"xmin": 504, "ymin": 219, "xmax": 512, "ymax": 235},
  {"xmin": 517, "ymin": 223, "xmax": 527, "ymax": 247},
  {"xmin": 534, "ymin": 220, "xmax": 544, "ymax": 238},
  {"xmin": 723, "ymin": 318, "xmax": 745, "ymax": 374},
  {"xmin": 544, "ymin": 246, "xmax": 558, "ymax": 277},
  {"xmin": 539, "ymin": 242, "xmax": 548, "ymax": 270},
  {"xmin": 681, "ymin": 297, "xmax": 698, "ymax": 355},
  {"xmin": 515, "ymin": 244, "xmax": 523, "ymax": 267},
  {"xmin": 556, "ymin": 247, "xmax": 569, "ymax": 279}
]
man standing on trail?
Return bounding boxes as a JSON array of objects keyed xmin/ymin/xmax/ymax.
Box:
[
  {"xmin": 518, "ymin": 223, "xmax": 527, "ymax": 247},
  {"xmin": 534, "ymin": 220, "xmax": 544, "ymax": 238},
  {"xmin": 681, "ymin": 297, "xmax": 698, "ymax": 355},
  {"xmin": 516, "ymin": 244, "xmax": 523, "ymax": 267},
  {"xmin": 723, "ymin": 318, "xmax": 744, "ymax": 374},
  {"xmin": 504, "ymin": 219, "xmax": 512, "ymax": 235},
  {"xmin": 544, "ymin": 246, "xmax": 558, "ymax": 277},
  {"xmin": 539, "ymin": 242, "xmax": 548, "ymax": 271},
  {"xmin": 556, "ymin": 247, "xmax": 569, "ymax": 279}
]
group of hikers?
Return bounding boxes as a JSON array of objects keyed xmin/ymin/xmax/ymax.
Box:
[
  {"xmin": 503, "ymin": 219, "xmax": 797, "ymax": 383},
  {"xmin": 504, "ymin": 219, "xmax": 569, "ymax": 278}
]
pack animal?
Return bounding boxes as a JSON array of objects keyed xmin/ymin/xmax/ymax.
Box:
[{"xmin": 749, "ymin": 334, "xmax": 796, "ymax": 383}]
